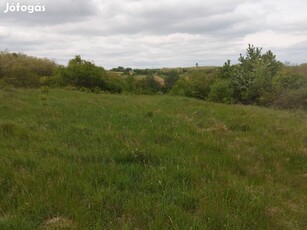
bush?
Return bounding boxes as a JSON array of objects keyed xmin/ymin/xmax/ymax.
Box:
[
  {"xmin": 170, "ymin": 78, "xmax": 193, "ymax": 97},
  {"xmin": 103, "ymin": 73, "xmax": 125, "ymax": 93},
  {"xmin": 58, "ymin": 56, "xmax": 107, "ymax": 89},
  {"xmin": 273, "ymin": 87, "xmax": 307, "ymax": 110},
  {"xmin": 272, "ymin": 72, "xmax": 306, "ymax": 90},
  {"xmin": 56, "ymin": 56, "xmax": 124, "ymax": 93},
  {"xmin": 0, "ymin": 51, "xmax": 57, "ymax": 88},
  {"xmin": 125, "ymin": 75, "xmax": 136, "ymax": 93},
  {"xmin": 208, "ymin": 79, "xmax": 234, "ymax": 104},
  {"xmin": 0, "ymin": 79, "xmax": 12, "ymax": 89},
  {"xmin": 171, "ymin": 71, "xmax": 215, "ymax": 100},
  {"xmin": 134, "ymin": 76, "xmax": 163, "ymax": 95},
  {"xmin": 164, "ymin": 70, "xmax": 180, "ymax": 92}
]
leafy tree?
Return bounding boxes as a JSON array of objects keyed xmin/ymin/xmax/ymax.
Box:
[
  {"xmin": 111, "ymin": 66, "xmax": 133, "ymax": 74},
  {"xmin": 56, "ymin": 56, "xmax": 125, "ymax": 93},
  {"xmin": 231, "ymin": 45, "xmax": 282, "ymax": 104},
  {"xmin": 75, "ymin": 57, "xmax": 105, "ymax": 88},
  {"xmin": 133, "ymin": 68, "xmax": 161, "ymax": 76},
  {"xmin": 111, "ymin": 66, "xmax": 125, "ymax": 72},
  {"xmin": 57, "ymin": 55, "xmax": 106, "ymax": 89}
]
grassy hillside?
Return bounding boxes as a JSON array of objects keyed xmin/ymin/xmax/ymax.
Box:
[{"xmin": 0, "ymin": 88, "xmax": 306, "ymax": 229}]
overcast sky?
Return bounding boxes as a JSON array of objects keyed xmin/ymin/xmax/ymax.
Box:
[{"xmin": 0, "ymin": 0, "xmax": 306, "ymax": 68}]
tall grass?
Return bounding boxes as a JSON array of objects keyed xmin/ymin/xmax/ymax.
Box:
[{"xmin": 0, "ymin": 88, "xmax": 306, "ymax": 229}]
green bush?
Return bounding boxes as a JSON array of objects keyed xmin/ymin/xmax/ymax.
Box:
[
  {"xmin": 58, "ymin": 56, "xmax": 106, "ymax": 89},
  {"xmin": 0, "ymin": 51, "xmax": 57, "ymax": 88},
  {"xmin": 134, "ymin": 76, "xmax": 163, "ymax": 95},
  {"xmin": 208, "ymin": 79, "xmax": 234, "ymax": 104},
  {"xmin": 170, "ymin": 78, "xmax": 193, "ymax": 97},
  {"xmin": 56, "ymin": 56, "xmax": 124, "ymax": 93},
  {"xmin": 0, "ymin": 78, "xmax": 12, "ymax": 89},
  {"xmin": 125, "ymin": 75, "xmax": 136, "ymax": 93},
  {"xmin": 273, "ymin": 87, "xmax": 307, "ymax": 110},
  {"xmin": 272, "ymin": 71, "xmax": 306, "ymax": 90},
  {"xmin": 171, "ymin": 71, "xmax": 215, "ymax": 100},
  {"xmin": 103, "ymin": 73, "xmax": 125, "ymax": 93},
  {"xmin": 164, "ymin": 70, "xmax": 180, "ymax": 92}
]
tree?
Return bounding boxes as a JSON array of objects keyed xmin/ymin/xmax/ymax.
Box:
[
  {"xmin": 218, "ymin": 60, "xmax": 234, "ymax": 79},
  {"xmin": 58, "ymin": 55, "xmax": 107, "ymax": 89},
  {"xmin": 231, "ymin": 45, "xmax": 282, "ymax": 104}
]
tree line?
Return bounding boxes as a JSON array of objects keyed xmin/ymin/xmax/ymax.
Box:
[{"xmin": 0, "ymin": 46, "xmax": 306, "ymax": 110}]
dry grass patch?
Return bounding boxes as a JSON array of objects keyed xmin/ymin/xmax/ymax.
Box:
[{"xmin": 43, "ymin": 217, "xmax": 76, "ymax": 230}]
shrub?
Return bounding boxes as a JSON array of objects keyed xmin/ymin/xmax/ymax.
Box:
[
  {"xmin": 170, "ymin": 78, "xmax": 193, "ymax": 97},
  {"xmin": 59, "ymin": 56, "xmax": 107, "ymax": 89},
  {"xmin": 171, "ymin": 71, "xmax": 215, "ymax": 100},
  {"xmin": 164, "ymin": 70, "xmax": 180, "ymax": 92},
  {"xmin": 56, "ymin": 56, "xmax": 124, "ymax": 93},
  {"xmin": 134, "ymin": 76, "xmax": 163, "ymax": 95},
  {"xmin": 102, "ymin": 73, "xmax": 125, "ymax": 93},
  {"xmin": 0, "ymin": 79, "xmax": 12, "ymax": 89},
  {"xmin": 208, "ymin": 79, "xmax": 234, "ymax": 104},
  {"xmin": 0, "ymin": 51, "xmax": 57, "ymax": 88},
  {"xmin": 273, "ymin": 87, "xmax": 307, "ymax": 110},
  {"xmin": 272, "ymin": 71, "xmax": 306, "ymax": 90},
  {"xmin": 125, "ymin": 75, "xmax": 136, "ymax": 93}
]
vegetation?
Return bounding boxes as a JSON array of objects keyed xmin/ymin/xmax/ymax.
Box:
[
  {"xmin": 215, "ymin": 45, "xmax": 306, "ymax": 109},
  {"xmin": 169, "ymin": 45, "xmax": 307, "ymax": 109},
  {"xmin": 230, "ymin": 45, "xmax": 282, "ymax": 104},
  {"xmin": 55, "ymin": 56, "xmax": 125, "ymax": 93},
  {"xmin": 208, "ymin": 79, "xmax": 234, "ymax": 104},
  {"xmin": 0, "ymin": 51, "xmax": 57, "ymax": 88},
  {"xmin": 0, "ymin": 46, "xmax": 306, "ymax": 229},
  {"xmin": 0, "ymin": 89, "xmax": 306, "ymax": 229},
  {"xmin": 170, "ymin": 69, "xmax": 216, "ymax": 100},
  {"xmin": 1, "ymin": 46, "xmax": 306, "ymax": 110}
]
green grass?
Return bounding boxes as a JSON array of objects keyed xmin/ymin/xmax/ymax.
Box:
[{"xmin": 0, "ymin": 88, "xmax": 306, "ymax": 229}]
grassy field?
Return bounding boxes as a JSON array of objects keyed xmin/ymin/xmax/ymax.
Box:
[{"xmin": 0, "ymin": 88, "xmax": 306, "ymax": 229}]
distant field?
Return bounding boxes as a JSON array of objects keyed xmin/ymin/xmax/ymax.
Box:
[{"xmin": 0, "ymin": 88, "xmax": 306, "ymax": 229}]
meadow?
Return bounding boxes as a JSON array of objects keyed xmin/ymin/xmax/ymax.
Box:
[{"xmin": 0, "ymin": 88, "xmax": 306, "ymax": 229}]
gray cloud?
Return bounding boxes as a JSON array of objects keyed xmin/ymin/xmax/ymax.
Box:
[
  {"xmin": 0, "ymin": 0, "xmax": 306, "ymax": 68},
  {"xmin": 0, "ymin": 0, "xmax": 97, "ymax": 25},
  {"xmin": 275, "ymin": 40, "xmax": 307, "ymax": 64}
]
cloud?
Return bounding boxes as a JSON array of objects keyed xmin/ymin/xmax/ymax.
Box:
[
  {"xmin": 275, "ymin": 40, "xmax": 307, "ymax": 64},
  {"xmin": 0, "ymin": 0, "xmax": 306, "ymax": 68},
  {"xmin": 243, "ymin": 30, "xmax": 307, "ymax": 48},
  {"xmin": 0, "ymin": 0, "xmax": 97, "ymax": 25}
]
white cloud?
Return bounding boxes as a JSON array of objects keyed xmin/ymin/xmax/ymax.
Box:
[
  {"xmin": 243, "ymin": 30, "xmax": 307, "ymax": 48},
  {"xmin": 0, "ymin": 0, "xmax": 306, "ymax": 68}
]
